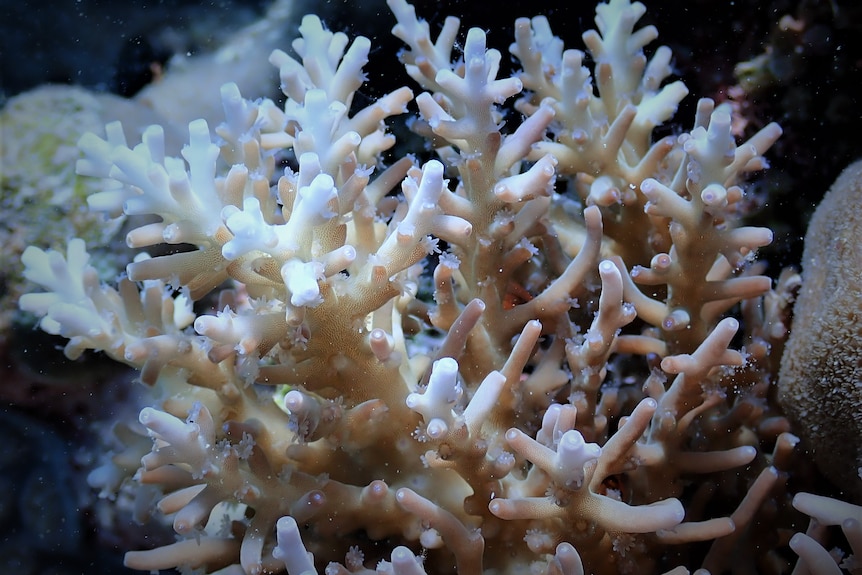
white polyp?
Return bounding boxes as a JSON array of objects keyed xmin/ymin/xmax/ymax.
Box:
[
  {"xmin": 432, "ymin": 214, "xmax": 472, "ymax": 243},
  {"xmin": 173, "ymin": 293, "xmax": 195, "ymax": 329},
  {"xmin": 220, "ymin": 82, "xmax": 251, "ymax": 136},
  {"xmin": 419, "ymin": 527, "xmax": 444, "ymax": 549},
  {"xmin": 296, "ymin": 152, "xmax": 322, "ymax": 189},
  {"xmin": 142, "ymin": 124, "xmax": 165, "ymax": 164},
  {"xmin": 426, "ymin": 418, "xmax": 449, "ymax": 439},
  {"xmin": 186, "ymin": 119, "xmax": 213, "ymax": 163},
  {"xmin": 390, "ymin": 547, "xmax": 427, "ymax": 575},
  {"xmin": 369, "ymin": 328, "xmax": 395, "ymax": 361},
  {"xmin": 555, "ymin": 429, "xmax": 601, "ymax": 486},
  {"xmin": 273, "ymin": 516, "xmax": 316, "ymax": 575},
  {"xmin": 494, "ymin": 154, "xmax": 557, "ymax": 202},
  {"xmin": 588, "ymin": 175, "xmax": 621, "ymax": 206},
  {"xmin": 537, "ymin": 404, "xmax": 562, "ymax": 447},
  {"xmin": 651, "ymin": 253, "xmax": 672, "ymax": 271},
  {"xmin": 662, "ymin": 308, "xmax": 691, "ymax": 331},
  {"xmin": 406, "ymin": 357, "xmax": 462, "ymax": 426},
  {"xmin": 415, "ymin": 93, "xmax": 454, "ymax": 128},
  {"xmin": 281, "ymin": 259, "xmax": 324, "ymax": 307},
  {"xmin": 139, "ymin": 407, "xmax": 196, "ymax": 446},
  {"xmin": 323, "ymin": 245, "xmax": 357, "ymax": 276},
  {"xmin": 598, "ymin": 259, "xmax": 617, "ymax": 277},
  {"xmin": 284, "ymin": 390, "xmax": 306, "ymax": 413},
  {"xmin": 426, "ymin": 357, "xmax": 460, "ymax": 404},
  {"xmin": 396, "ymin": 221, "xmax": 417, "ymax": 241},
  {"xmin": 294, "ymin": 173, "xmax": 337, "ymax": 224},
  {"xmin": 463, "ymin": 370, "xmax": 506, "ymax": 434},
  {"xmin": 701, "ymin": 183, "xmax": 727, "ymax": 207},
  {"xmin": 222, "ymin": 197, "xmax": 278, "ymax": 260}
]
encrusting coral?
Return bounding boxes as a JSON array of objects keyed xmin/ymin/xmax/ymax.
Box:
[
  {"xmin": 17, "ymin": 0, "xmax": 862, "ymax": 573},
  {"xmin": 779, "ymin": 159, "xmax": 862, "ymax": 505}
]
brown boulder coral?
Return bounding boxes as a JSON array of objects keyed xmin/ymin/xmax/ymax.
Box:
[{"xmin": 779, "ymin": 159, "xmax": 862, "ymax": 504}]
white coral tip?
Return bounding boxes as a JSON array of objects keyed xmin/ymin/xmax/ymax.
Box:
[
  {"xmin": 273, "ymin": 516, "xmax": 316, "ymax": 575},
  {"xmin": 282, "ymin": 259, "xmax": 325, "ymax": 307},
  {"xmin": 555, "ymin": 429, "xmax": 601, "ymax": 486}
]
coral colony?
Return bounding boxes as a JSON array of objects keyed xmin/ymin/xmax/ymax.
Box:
[{"xmin": 18, "ymin": 0, "xmax": 862, "ymax": 574}]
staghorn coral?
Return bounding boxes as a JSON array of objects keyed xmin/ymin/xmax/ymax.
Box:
[
  {"xmin": 17, "ymin": 0, "xmax": 858, "ymax": 573},
  {"xmin": 1, "ymin": 0, "xmax": 298, "ymax": 349},
  {"xmin": 790, "ymin": 492, "xmax": 862, "ymax": 574}
]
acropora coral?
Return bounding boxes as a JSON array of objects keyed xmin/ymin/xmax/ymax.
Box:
[{"xmin": 17, "ymin": 0, "xmax": 862, "ymax": 573}]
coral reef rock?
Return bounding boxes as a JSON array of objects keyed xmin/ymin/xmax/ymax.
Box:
[{"xmin": 779, "ymin": 158, "xmax": 862, "ymax": 504}]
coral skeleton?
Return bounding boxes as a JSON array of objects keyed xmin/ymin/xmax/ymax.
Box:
[{"xmin": 18, "ymin": 0, "xmax": 858, "ymax": 573}]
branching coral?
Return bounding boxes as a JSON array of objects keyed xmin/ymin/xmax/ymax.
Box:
[{"xmin": 18, "ymin": 0, "xmax": 853, "ymax": 573}]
